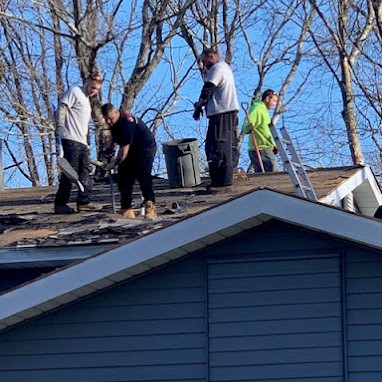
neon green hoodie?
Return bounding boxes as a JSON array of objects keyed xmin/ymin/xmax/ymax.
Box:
[{"xmin": 241, "ymin": 100, "xmax": 276, "ymax": 150}]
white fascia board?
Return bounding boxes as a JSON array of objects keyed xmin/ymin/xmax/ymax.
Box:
[
  {"xmin": 261, "ymin": 190, "xmax": 382, "ymax": 248},
  {"xmin": 1, "ymin": 189, "xmax": 382, "ymax": 329},
  {"xmin": 320, "ymin": 166, "xmax": 382, "ymax": 208},
  {"xmin": 319, "ymin": 167, "xmax": 364, "ymax": 205}
]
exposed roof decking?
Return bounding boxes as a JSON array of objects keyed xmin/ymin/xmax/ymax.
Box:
[{"xmin": 1, "ymin": 166, "xmax": 372, "ymax": 249}]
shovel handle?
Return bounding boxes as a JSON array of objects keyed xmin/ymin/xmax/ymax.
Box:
[
  {"xmin": 109, "ymin": 171, "xmax": 116, "ymax": 214},
  {"xmin": 241, "ymin": 102, "xmax": 265, "ymax": 173},
  {"xmin": 76, "ymin": 181, "xmax": 85, "ymax": 193}
]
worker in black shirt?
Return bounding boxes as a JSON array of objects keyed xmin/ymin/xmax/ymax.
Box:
[{"xmin": 101, "ymin": 103, "xmax": 157, "ymax": 219}]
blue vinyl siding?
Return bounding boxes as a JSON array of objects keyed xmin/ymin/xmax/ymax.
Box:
[
  {"xmin": 0, "ymin": 257, "xmax": 207, "ymax": 382},
  {"xmin": 2, "ymin": 221, "xmax": 382, "ymax": 381},
  {"xmin": 346, "ymin": 249, "xmax": 382, "ymax": 382},
  {"xmin": 207, "ymin": 256, "xmax": 343, "ymax": 382}
]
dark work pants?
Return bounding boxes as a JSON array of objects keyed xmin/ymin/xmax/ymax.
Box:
[
  {"xmin": 55, "ymin": 139, "xmax": 92, "ymax": 206},
  {"xmin": 117, "ymin": 147, "xmax": 156, "ymax": 210},
  {"xmin": 205, "ymin": 111, "xmax": 238, "ymax": 187}
]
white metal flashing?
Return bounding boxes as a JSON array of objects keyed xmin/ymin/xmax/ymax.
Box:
[
  {"xmin": 0, "ymin": 244, "xmax": 115, "ymax": 268},
  {"xmin": 0, "ymin": 189, "xmax": 382, "ymax": 331}
]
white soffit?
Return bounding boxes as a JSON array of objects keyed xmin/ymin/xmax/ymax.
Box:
[{"xmin": 0, "ymin": 189, "xmax": 382, "ymax": 330}]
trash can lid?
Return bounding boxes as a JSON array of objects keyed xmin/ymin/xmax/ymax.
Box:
[{"xmin": 162, "ymin": 138, "xmax": 197, "ymax": 146}]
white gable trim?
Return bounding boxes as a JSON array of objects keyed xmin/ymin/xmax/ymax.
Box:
[
  {"xmin": 0, "ymin": 189, "xmax": 381, "ymax": 331},
  {"xmin": 320, "ymin": 166, "xmax": 382, "ymax": 215}
]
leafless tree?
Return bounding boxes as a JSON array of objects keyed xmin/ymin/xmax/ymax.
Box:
[
  {"xmin": 0, "ymin": 0, "xmax": 197, "ymax": 186},
  {"xmin": 235, "ymin": 1, "xmax": 317, "ymax": 169},
  {"xmin": 0, "ymin": 2, "xmax": 58, "ymax": 186},
  {"xmin": 1, "ymin": 0, "xmax": 381, "ymax": 188},
  {"xmin": 349, "ymin": 1, "xmax": 382, "ymax": 175},
  {"xmin": 175, "ymin": 0, "xmax": 269, "ymax": 168},
  {"xmin": 307, "ymin": 0, "xmax": 375, "ymax": 166}
]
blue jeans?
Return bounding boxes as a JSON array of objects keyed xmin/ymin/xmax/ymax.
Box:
[
  {"xmin": 249, "ymin": 148, "xmax": 279, "ymax": 173},
  {"xmin": 55, "ymin": 139, "xmax": 93, "ymax": 206}
]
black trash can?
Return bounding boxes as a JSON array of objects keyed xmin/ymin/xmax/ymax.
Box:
[{"xmin": 162, "ymin": 138, "xmax": 201, "ymax": 188}]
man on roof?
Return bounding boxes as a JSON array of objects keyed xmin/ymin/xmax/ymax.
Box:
[
  {"xmin": 193, "ymin": 47, "xmax": 239, "ymax": 194},
  {"xmin": 101, "ymin": 103, "xmax": 157, "ymax": 220},
  {"xmin": 54, "ymin": 73, "xmax": 103, "ymax": 214},
  {"xmin": 242, "ymin": 89, "xmax": 279, "ymax": 173}
]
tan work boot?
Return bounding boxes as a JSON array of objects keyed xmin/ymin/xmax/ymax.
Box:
[
  {"xmin": 121, "ymin": 208, "xmax": 136, "ymax": 219},
  {"xmin": 144, "ymin": 201, "xmax": 157, "ymax": 219}
]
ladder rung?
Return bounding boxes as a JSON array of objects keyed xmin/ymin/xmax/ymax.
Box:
[
  {"xmin": 283, "ymin": 160, "xmax": 302, "ymax": 170},
  {"xmin": 293, "ymin": 181, "xmax": 312, "ymax": 190},
  {"xmin": 291, "ymin": 161, "xmax": 302, "ymax": 168},
  {"xmin": 269, "ymin": 122, "xmax": 318, "ymax": 201}
]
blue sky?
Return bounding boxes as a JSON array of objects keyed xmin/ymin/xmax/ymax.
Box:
[{"xmin": 1, "ymin": 0, "xmax": 381, "ymax": 188}]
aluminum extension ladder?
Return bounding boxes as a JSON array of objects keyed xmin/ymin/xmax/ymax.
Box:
[{"xmin": 269, "ymin": 123, "xmax": 318, "ymax": 201}]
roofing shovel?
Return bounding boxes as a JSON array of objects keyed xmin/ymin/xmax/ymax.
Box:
[
  {"xmin": 91, "ymin": 159, "xmax": 116, "ymax": 213},
  {"xmin": 108, "ymin": 168, "xmax": 116, "ymax": 214},
  {"xmin": 57, "ymin": 157, "xmax": 85, "ymax": 192},
  {"xmin": 241, "ymin": 102, "xmax": 265, "ymax": 173}
]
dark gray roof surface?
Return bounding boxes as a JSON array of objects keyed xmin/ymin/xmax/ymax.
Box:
[{"xmin": 0, "ymin": 166, "xmax": 366, "ymax": 249}]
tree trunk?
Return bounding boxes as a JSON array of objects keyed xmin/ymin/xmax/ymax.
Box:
[{"xmin": 340, "ymin": 55, "xmax": 364, "ymax": 165}]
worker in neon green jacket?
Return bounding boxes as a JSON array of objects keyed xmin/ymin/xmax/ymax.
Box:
[{"xmin": 241, "ymin": 89, "xmax": 280, "ymax": 172}]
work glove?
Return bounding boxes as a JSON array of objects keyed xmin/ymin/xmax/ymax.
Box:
[
  {"xmin": 193, "ymin": 103, "xmax": 204, "ymax": 121},
  {"xmin": 273, "ymin": 146, "xmax": 279, "ymax": 155},
  {"xmin": 105, "ymin": 156, "xmax": 123, "ymax": 171},
  {"xmin": 105, "ymin": 161, "xmax": 116, "ymax": 171}
]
